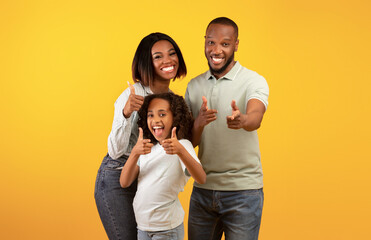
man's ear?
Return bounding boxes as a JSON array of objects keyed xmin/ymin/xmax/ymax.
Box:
[{"xmin": 235, "ymin": 39, "xmax": 239, "ymax": 52}]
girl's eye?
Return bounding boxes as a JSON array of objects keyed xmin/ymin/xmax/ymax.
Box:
[
  {"xmin": 170, "ymin": 52, "xmax": 177, "ymax": 56},
  {"xmin": 153, "ymin": 55, "xmax": 161, "ymax": 60},
  {"xmin": 148, "ymin": 114, "xmax": 153, "ymax": 118},
  {"xmin": 160, "ymin": 113, "xmax": 166, "ymax": 117},
  {"xmin": 223, "ymin": 43, "xmax": 229, "ymax": 47},
  {"xmin": 208, "ymin": 41, "xmax": 214, "ymax": 45}
]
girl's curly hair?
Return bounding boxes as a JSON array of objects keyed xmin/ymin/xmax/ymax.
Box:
[{"xmin": 137, "ymin": 92, "xmax": 193, "ymax": 144}]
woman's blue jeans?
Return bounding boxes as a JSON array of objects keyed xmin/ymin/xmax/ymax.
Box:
[
  {"xmin": 188, "ymin": 187, "xmax": 264, "ymax": 240},
  {"xmin": 95, "ymin": 154, "xmax": 138, "ymax": 240}
]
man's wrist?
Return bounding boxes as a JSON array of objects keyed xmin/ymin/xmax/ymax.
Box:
[{"xmin": 194, "ymin": 116, "xmax": 205, "ymax": 129}]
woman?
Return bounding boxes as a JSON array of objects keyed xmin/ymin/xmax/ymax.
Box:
[{"xmin": 94, "ymin": 32, "xmax": 187, "ymax": 240}]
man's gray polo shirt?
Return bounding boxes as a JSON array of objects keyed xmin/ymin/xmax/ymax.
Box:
[{"xmin": 185, "ymin": 61, "xmax": 269, "ymax": 190}]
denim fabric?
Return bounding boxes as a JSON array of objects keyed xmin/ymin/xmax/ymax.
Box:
[
  {"xmin": 95, "ymin": 154, "xmax": 138, "ymax": 240},
  {"xmin": 137, "ymin": 223, "xmax": 184, "ymax": 240},
  {"xmin": 188, "ymin": 187, "xmax": 264, "ymax": 240}
]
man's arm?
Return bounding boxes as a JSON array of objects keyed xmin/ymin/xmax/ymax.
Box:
[
  {"xmin": 192, "ymin": 96, "xmax": 217, "ymax": 147},
  {"xmin": 226, "ymin": 99, "xmax": 266, "ymax": 131}
]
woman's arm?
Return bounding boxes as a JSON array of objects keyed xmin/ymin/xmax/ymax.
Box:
[{"xmin": 108, "ymin": 84, "xmax": 144, "ymax": 159}]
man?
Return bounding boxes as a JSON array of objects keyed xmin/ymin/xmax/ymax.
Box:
[{"xmin": 185, "ymin": 17, "xmax": 269, "ymax": 240}]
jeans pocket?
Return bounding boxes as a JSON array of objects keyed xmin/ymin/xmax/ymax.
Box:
[{"xmin": 106, "ymin": 160, "xmax": 121, "ymax": 169}]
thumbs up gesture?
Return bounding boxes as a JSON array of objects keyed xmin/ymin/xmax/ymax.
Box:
[
  {"xmin": 132, "ymin": 128, "xmax": 153, "ymax": 156},
  {"xmin": 195, "ymin": 96, "xmax": 217, "ymax": 128},
  {"xmin": 226, "ymin": 100, "xmax": 244, "ymax": 129},
  {"xmin": 123, "ymin": 82, "xmax": 145, "ymax": 118},
  {"xmin": 162, "ymin": 127, "xmax": 181, "ymax": 155}
]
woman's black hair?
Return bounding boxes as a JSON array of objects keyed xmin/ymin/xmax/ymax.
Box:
[
  {"xmin": 137, "ymin": 92, "xmax": 193, "ymax": 144},
  {"xmin": 132, "ymin": 33, "xmax": 187, "ymax": 86}
]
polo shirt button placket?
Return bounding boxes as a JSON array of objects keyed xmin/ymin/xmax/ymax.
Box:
[{"xmin": 210, "ymin": 79, "xmax": 218, "ymax": 110}]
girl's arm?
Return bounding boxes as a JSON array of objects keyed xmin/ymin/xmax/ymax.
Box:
[
  {"xmin": 119, "ymin": 154, "xmax": 140, "ymax": 188},
  {"xmin": 162, "ymin": 128, "xmax": 206, "ymax": 184},
  {"xmin": 120, "ymin": 128, "xmax": 153, "ymax": 188}
]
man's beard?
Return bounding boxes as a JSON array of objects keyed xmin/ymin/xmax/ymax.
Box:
[{"xmin": 208, "ymin": 52, "xmax": 234, "ymax": 77}]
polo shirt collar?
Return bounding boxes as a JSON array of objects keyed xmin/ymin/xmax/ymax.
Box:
[{"xmin": 207, "ymin": 61, "xmax": 241, "ymax": 81}]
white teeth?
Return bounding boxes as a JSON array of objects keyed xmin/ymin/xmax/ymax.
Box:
[
  {"xmin": 162, "ymin": 66, "xmax": 174, "ymax": 72},
  {"xmin": 153, "ymin": 126, "xmax": 163, "ymax": 129},
  {"xmin": 212, "ymin": 57, "xmax": 223, "ymax": 63}
]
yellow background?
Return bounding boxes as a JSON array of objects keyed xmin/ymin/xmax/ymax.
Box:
[{"xmin": 1, "ymin": 0, "xmax": 370, "ymax": 239}]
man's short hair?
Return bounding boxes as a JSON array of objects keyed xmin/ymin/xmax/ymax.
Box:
[{"xmin": 207, "ymin": 17, "xmax": 239, "ymax": 39}]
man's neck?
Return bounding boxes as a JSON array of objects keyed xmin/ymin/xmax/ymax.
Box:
[{"xmin": 211, "ymin": 61, "xmax": 236, "ymax": 80}]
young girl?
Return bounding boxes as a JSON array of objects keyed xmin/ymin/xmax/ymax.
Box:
[
  {"xmin": 95, "ymin": 33, "xmax": 187, "ymax": 240},
  {"xmin": 120, "ymin": 93, "xmax": 206, "ymax": 240}
]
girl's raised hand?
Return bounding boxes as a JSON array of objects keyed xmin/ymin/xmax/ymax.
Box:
[
  {"xmin": 123, "ymin": 82, "xmax": 145, "ymax": 118},
  {"xmin": 132, "ymin": 128, "xmax": 153, "ymax": 155},
  {"xmin": 162, "ymin": 127, "xmax": 181, "ymax": 155}
]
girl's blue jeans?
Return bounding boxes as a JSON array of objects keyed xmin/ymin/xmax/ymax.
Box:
[{"xmin": 137, "ymin": 223, "xmax": 184, "ymax": 240}]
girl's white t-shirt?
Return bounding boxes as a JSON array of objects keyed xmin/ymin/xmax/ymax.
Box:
[{"xmin": 133, "ymin": 139, "xmax": 200, "ymax": 231}]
